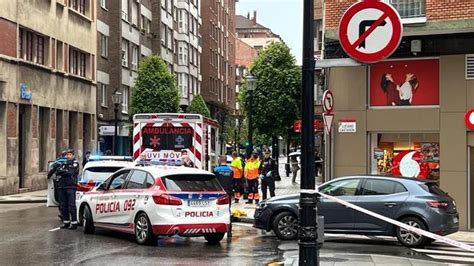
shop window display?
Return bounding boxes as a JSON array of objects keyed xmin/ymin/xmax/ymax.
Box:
[{"xmin": 370, "ymin": 133, "xmax": 439, "ymax": 181}]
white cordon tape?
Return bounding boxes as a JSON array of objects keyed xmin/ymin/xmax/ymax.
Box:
[{"xmin": 318, "ymin": 192, "xmax": 474, "ymax": 252}]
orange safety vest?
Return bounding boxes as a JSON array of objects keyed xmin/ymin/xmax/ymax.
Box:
[
  {"xmin": 244, "ymin": 158, "xmax": 260, "ymax": 180},
  {"xmin": 231, "ymin": 157, "xmax": 243, "ymax": 179}
]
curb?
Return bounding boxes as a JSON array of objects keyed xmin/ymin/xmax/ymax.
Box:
[
  {"xmin": 0, "ymin": 199, "xmax": 47, "ymax": 204},
  {"xmin": 234, "ymin": 217, "xmax": 254, "ymax": 224}
]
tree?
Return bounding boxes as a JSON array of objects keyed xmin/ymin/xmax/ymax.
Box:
[
  {"xmin": 130, "ymin": 55, "xmax": 180, "ymax": 116},
  {"xmin": 187, "ymin": 94, "xmax": 211, "ymax": 117},
  {"xmin": 239, "ymin": 42, "xmax": 301, "ymax": 153}
]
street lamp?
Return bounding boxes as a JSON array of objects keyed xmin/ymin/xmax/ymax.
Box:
[
  {"xmin": 245, "ymin": 74, "xmax": 257, "ymax": 157},
  {"xmin": 112, "ymin": 89, "xmax": 122, "ymax": 155}
]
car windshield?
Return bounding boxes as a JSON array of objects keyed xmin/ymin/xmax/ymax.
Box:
[
  {"xmin": 82, "ymin": 167, "xmax": 123, "ymax": 182},
  {"xmin": 161, "ymin": 174, "xmax": 223, "ymax": 192},
  {"xmin": 420, "ymin": 182, "xmax": 448, "ymax": 196}
]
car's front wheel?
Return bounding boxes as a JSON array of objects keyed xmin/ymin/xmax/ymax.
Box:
[
  {"xmin": 134, "ymin": 213, "xmax": 156, "ymax": 245},
  {"xmin": 396, "ymin": 217, "xmax": 428, "ymax": 247},
  {"xmin": 82, "ymin": 205, "xmax": 95, "ymax": 234},
  {"xmin": 272, "ymin": 211, "xmax": 298, "ymax": 240},
  {"xmin": 204, "ymin": 233, "xmax": 225, "ymax": 244}
]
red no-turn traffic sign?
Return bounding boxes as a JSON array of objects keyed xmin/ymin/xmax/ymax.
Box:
[
  {"xmin": 465, "ymin": 109, "xmax": 474, "ymax": 130},
  {"xmin": 338, "ymin": 0, "xmax": 403, "ymax": 63},
  {"xmin": 322, "ymin": 90, "xmax": 334, "ymax": 114}
]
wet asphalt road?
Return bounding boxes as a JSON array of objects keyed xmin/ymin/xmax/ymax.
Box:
[{"xmin": 0, "ymin": 204, "xmax": 467, "ymax": 265}]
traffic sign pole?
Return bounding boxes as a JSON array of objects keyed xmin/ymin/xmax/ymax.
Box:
[{"xmin": 299, "ymin": 0, "xmax": 319, "ymax": 265}]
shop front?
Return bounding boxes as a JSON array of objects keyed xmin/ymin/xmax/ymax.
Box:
[{"xmin": 329, "ymin": 55, "xmax": 474, "ymax": 230}]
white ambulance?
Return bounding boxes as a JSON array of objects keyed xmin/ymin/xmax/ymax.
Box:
[{"xmin": 132, "ymin": 113, "xmax": 221, "ymax": 170}]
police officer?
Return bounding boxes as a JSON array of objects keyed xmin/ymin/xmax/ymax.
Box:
[
  {"xmin": 51, "ymin": 149, "xmax": 80, "ymax": 229},
  {"xmin": 259, "ymin": 150, "xmax": 276, "ymax": 200},
  {"xmin": 214, "ymin": 155, "xmax": 233, "ymax": 196}
]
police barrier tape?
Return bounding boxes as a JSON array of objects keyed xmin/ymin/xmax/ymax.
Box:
[{"xmin": 316, "ymin": 191, "xmax": 474, "ymax": 252}]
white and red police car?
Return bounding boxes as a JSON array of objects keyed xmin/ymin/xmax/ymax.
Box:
[{"xmin": 77, "ymin": 163, "xmax": 231, "ymax": 245}]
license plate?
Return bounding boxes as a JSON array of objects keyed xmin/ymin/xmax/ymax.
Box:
[
  {"xmin": 453, "ymin": 217, "xmax": 459, "ymax": 224},
  {"xmin": 188, "ymin": 200, "xmax": 210, "ymax": 207}
]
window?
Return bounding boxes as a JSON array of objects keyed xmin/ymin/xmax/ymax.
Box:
[
  {"xmin": 390, "ymin": 0, "xmax": 426, "ymax": 18},
  {"xmin": 161, "ymin": 174, "xmax": 222, "ymax": 192},
  {"xmin": 107, "ymin": 170, "xmax": 130, "ymax": 190},
  {"xmin": 360, "ymin": 179, "xmax": 406, "ymax": 196},
  {"xmin": 121, "ymin": 0, "xmax": 128, "ymax": 20},
  {"xmin": 131, "ymin": 45, "xmax": 138, "ymax": 70},
  {"xmin": 19, "ymin": 29, "xmax": 46, "ymax": 65},
  {"xmin": 370, "ymin": 133, "xmax": 440, "ymax": 180},
  {"xmin": 71, "ymin": 0, "xmax": 86, "ymax": 15},
  {"xmin": 36, "ymin": 36, "xmax": 44, "ymax": 64},
  {"xmin": 320, "ymin": 179, "xmax": 360, "ymax": 196},
  {"xmin": 101, "ymin": 83, "xmax": 107, "ymax": 106},
  {"xmin": 146, "ymin": 174, "xmax": 155, "ymax": 188},
  {"xmin": 100, "ymin": 34, "xmax": 108, "ymax": 58},
  {"xmin": 126, "ymin": 170, "xmax": 147, "ymax": 189},
  {"xmin": 122, "ymin": 86, "xmax": 129, "ymax": 113},
  {"xmin": 100, "ymin": 0, "xmax": 107, "ymax": 9},
  {"xmin": 69, "ymin": 47, "xmax": 87, "ymax": 77},
  {"xmin": 121, "ymin": 39, "xmax": 128, "ymax": 67},
  {"xmin": 131, "ymin": 0, "xmax": 139, "ymax": 26},
  {"xmin": 82, "ymin": 166, "xmax": 124, "ymax": 182}
]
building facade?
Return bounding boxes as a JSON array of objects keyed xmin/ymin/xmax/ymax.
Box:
[
  {"xmin": 96, "ymin": 0, "xmax": 201, "ymax": 155},
  {"xmin": 0, "ymin": 0, "xmax": 97, "ymax": 195},
  {"xmin": 200, "ymin": 0, "xmax": 236, "ymax": 122},
  {"xmin": 320, "ymin": 0, "xmax": 474, "ymax": 230}
]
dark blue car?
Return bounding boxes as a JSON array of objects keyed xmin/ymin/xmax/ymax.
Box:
[{"xmin": 254, "ymin": 175, "xmax": 459, "ymax": 247}]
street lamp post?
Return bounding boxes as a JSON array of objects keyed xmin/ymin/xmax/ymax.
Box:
[
  {"xmin": 299, "ymin": 0, "xmax": 319, "ymax": 265},
  {"xmin": 245, "ymin": 74, "xmax": 257, "ymax": 157},
  {"xmin": 112, "ymin": 89, "xmax": 122, "ymax": 155}
]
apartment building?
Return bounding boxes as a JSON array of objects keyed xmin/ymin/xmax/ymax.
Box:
[
  {"xmin": 200, "ymin": 0, "xmax": 236, "ymax": 120},
  {"xmin": 0, "ymin": 0, "xmax": 97, "ymax": 195},
  {"xmin": 318, "ymin": 0, "xmax": 474, "ymax": 230},
  {"xmin": 96, "ymin": 0, "xmax": 201, "ymax": 155}
]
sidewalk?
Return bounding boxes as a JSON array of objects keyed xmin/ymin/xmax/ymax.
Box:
[{"xmin": 0, "ymin": 189, "xmax": 48, "ymax": 204}]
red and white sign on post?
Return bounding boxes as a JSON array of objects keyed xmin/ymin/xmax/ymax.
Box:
[
  {"xmin": 465, "ymin": 109, "xmax": 474, "ymax": 130},
  {"xmin": 322, "ymin": 90, "xmax": 334, "ymax": 135},
  {"xmin": 338, "ymin": 0, "xmax": 403, "ymax": 63}
]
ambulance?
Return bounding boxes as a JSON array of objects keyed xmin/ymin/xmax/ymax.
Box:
[{"xmin": 132, "ymin": 113, "xmax": 221, "ymax": 170}]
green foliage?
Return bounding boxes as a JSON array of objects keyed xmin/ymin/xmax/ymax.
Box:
[
  {"xmin": 239, "ymin": 42, "xmax": 301, "ymax": 139},
  {"xmin": 187, "ymin": 94, "xmax": 211, "ymax": 118},
  {"xmin": 130, "ymin": 55, "xmax": 180, "ymax": 116}
]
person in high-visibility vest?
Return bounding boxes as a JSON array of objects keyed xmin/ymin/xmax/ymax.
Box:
[
  {"xmin": 244, "ymin": 152, "xmax": 261, "ymax": 204},
  {"xmin": 230, "ymin": 151, "xmax": 245, "ymax": 203}
]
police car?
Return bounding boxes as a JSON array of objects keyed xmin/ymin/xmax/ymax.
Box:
[
  {"xmin": 76, "ymin": 163, "xmax": 231, "ymax": 245},
  {"xmin": 77, "ymin": 156, "xmax": 135, "ymax": 193}
]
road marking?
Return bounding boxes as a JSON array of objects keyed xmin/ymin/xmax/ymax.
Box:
[
  {"xmin": 412, "ymin": 248, "xmax": 474, "ymax": 257},
  {"xmin": 426, "ymin": 254, "xmax": 474, "ymax": 263},
  {"xmin": 49, "ymin": 227, "xmax": 60, "ymax": 232}
]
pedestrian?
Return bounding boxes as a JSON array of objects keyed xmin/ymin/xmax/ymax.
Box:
[
  {"xmin": 259, "ymin": 150, "xmax": 276, "ymax": 200},
  {"xmin": 315, "ymin": 152, "xmax": 322, "ymax": 177},
  {"xmin": 244, "ymin": 152, "xmax": 261, "ymax": 204},
  {"xmin": 52, "ymin": 149, "xmax": 80, "ymax": 229},
  {"xmin": 230, "ymin": 151, "xmax": 245, "ymax": 203},
  {"xmin": 291, "ymin": 156, "xmax": 300, "ymax": 184}
]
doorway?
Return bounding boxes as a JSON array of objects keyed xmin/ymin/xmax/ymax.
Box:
[
  {"xmin": 18, "ymin": 105, "xmax": 30, "ymax": 188},
  {"xmin": 469, "ymin": 147, "xmax": 474, "ymax": 230}
]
